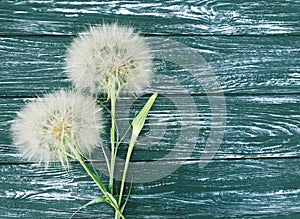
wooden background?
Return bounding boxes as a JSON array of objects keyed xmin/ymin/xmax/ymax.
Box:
[{"xmin": 1, "ymin": 0, "xmax": 300, "ymax": 218}]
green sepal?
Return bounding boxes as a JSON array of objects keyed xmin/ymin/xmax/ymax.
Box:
[{"xmin": 131, "ymin": 92, "xmax": 158, "ymax": 137}]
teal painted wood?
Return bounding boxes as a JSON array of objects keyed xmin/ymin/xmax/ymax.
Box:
[
  {"xmin": 0, "ymin": 159, "xmax": 299, "ymax": 218},
  {"xmin": 1, "ymin": 95, "xmax": 300, "ymax": 162},
  {"xmin": 0, "ymin": 0, "xmax": 299, "ymax": 35},
  {"xmin": 0, "ymin": 0, "xmax": 299, "ymax": 218},
  {"xmin": 0, "ymin": 36, "xmax": 299, "ymax": 96}
]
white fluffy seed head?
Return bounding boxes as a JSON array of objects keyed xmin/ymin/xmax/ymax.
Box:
[
  {"xmin": 65, "ymin": 23, "xmax": 152, "ymax": 98},
  {"xmin": 11, "ymin": 90, "xmax": 103, "ymax": 167}
]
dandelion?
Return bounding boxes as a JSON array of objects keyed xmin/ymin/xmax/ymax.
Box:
[
  {"xmin": 63, "ymin": 23, "xmax": 155, "ymax": 218},
  {"xmin": 11, "ymin": 90, "xmax": 103, "ymax": 167},
  {"xmin": 65, "ymin": 23, "xmax": 152, "ymax": 99}
]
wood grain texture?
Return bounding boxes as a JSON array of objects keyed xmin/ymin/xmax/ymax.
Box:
[
  {"xmin": 0, "ymin": 0, "xmax": 299, "ymax": 218},
  {"xmin": 0, "ymin": 35, "xmax": 299, "ymax": 96},
  {"xmin": 0, "ymin": 159, "xmax": 299, "ymax": 218},
  {"xmin": 1, "ymin": 95, "xmax": 300, "ymax": 161},
  {"xmin": 0, "ymin": 0, "xmax": 299, "ymax": 35}
]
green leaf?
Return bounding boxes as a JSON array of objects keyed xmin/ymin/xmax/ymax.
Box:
[
  {"xmin": 106, "ymin": 192, "xmax": 118, "ymax": 207},
  {"xmin": 70, "ymin": 196, "xmax": 108, "ymax": 219}
]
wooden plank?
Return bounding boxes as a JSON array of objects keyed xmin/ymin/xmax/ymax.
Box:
[
  {"xmin": 0, "ymin": 1, "xmax": 299, "ymax": 218},
  {"xmin": 0, "ymin": 36, "xmax": 70, "ymax": 97},
  {"xmin": 1, "ymin": 95, "xmax": 300, "ymax": 162},
  {"xmin": 0, "ymin": 0, "xmax": 299, "ymax": 35},
  {"xmin": 0, "ymin": 35, "xmax": 299, "ymax": 97},
  {"xmin": 0, "ymin": 158, "xmax": 299, "ymax": 218}
]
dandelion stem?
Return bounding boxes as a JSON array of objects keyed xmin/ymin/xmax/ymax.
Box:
[
  {"xmin": 76, "ymin": 155, "xmax": 106, "ymax": 197},
  {"xmin": 117, "ymin": 133, "xmax": 138, "ymax": 208},
  {"xmin": 109, "ymin": 91, "xmax": 117, "ymax": 194},
  {"xmin": 75, "ymin": 151, "xmax": 125, "ymax": 219},
  {"xmin": 118, "ymin": 93, "xmax": 158, "ymax": 208}
]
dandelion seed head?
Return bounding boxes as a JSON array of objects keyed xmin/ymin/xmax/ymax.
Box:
[
  {"xmin": 65, "ymin": 23, "xmax": 152, "ymax": 98},
  {"xmin": 11, "ymin": 90, "xmax": 103, "ymax": 167}
]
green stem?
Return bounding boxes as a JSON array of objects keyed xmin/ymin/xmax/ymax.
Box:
[
  {"xmin": 77, "ymin": 156, "xmax": 107, "ymax": 199},
  {"xmin": 118, "ymin": 132, "xmax": 138, "ymax": 207},
  {"xmin": 109, "ymin": 92, "xmax": 116, "ymax": 194},
  {"xmin": 117, "ymin": 93, "xmax": 158, "ymax": 208},
  {"xmin": 76, "ymin": 153, "xmax": 125, "ymax": 219}
]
